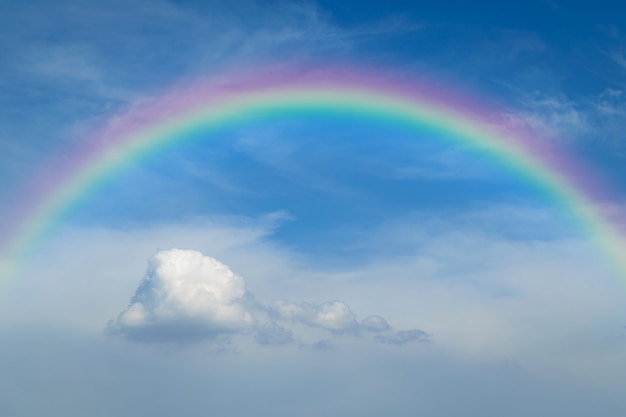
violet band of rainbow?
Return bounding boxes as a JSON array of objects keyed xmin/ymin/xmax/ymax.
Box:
[{"xmin": 1, "ymin": 68, "xmax": 624, "ymax": 288}]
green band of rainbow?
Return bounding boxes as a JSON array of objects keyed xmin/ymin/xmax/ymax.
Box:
[{"xmin": 1, "ymin": 71, "xmax": 624, "ymax": 289}]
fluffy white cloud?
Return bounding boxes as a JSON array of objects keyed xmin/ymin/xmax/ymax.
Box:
[
  {"xmin": 269, "ymin": 300, "xmax": 360, "ymax": 334},
  {"xmin": 108, "ymin": 248, "xmax": 254, "ymax": 342},
  {"xmin": 103, "ymin": 246, "xmax": 424, "ymax": 346}
]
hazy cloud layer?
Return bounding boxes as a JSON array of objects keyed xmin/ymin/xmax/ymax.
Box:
[
  {"xmin": 375, "ymin": 329, "xmax": 429, "ymax": 345},
  {"xmin": 255, "ymin": 321, "xmax": 294, "ymax": 345}
]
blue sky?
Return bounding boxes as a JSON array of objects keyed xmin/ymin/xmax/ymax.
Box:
[{"xmin": 2, "ymin": 1, "xmax": 626, "ymax": 416}]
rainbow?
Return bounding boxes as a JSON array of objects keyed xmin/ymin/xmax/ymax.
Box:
[{"xmin": 1, "ymin": 67, "xmax": 625, "ymax": 287}]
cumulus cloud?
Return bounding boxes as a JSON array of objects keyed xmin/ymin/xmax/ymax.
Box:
[
  {"xmin": 108, "ymin": 248, "xmax": 426, "ymax": 347},
  {"xmin": 361, "ymin": 315, "xmax": 392, "ymax": 332},
  {"xmin": 255, "ymin": 321, "xmax": 294, "ymax": 345},
  {"xmin": 375, "ymin": 329, "xmax": 430, "ymax": 345},
  {"xmin": 268, "ymin": 300, "xmax": 360, "ymax": 334},
  {"xmin": 108, "ymin": 248, "xmax": 254, "ymax": 343}
]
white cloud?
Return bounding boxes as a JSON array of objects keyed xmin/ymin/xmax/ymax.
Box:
[
  {"xmin": 496, "ymin": 86, "xmax": 626, "ymax": 150},
  {"xmin": 97, "ymin": 237, "xmax": 406, "ymax": 346},
  {"xmin": 108, "ymin": 248, "xmax": 255, "ymax": 342},
  {"xmin": 607, "ymin": 49, "xmax": 626, "ymax": 70},
  {"xmin": 269, "ymin": 300, "xmax": 360, "ymax": 334},
  {"xmin": 361, "ymin": 315, "xmax": 392, "ymax": 332},
  {"xmin": 497, "ymin": 92, "xmax": 589, "ymax": 140},
  {"xmin": 13, "ymin": 206, "xmax": 622, "ymax": 367}
]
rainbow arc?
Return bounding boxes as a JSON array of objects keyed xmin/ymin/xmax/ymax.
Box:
[{"xmin": 1, "ymin": 69, "xmax": 624, "ymax": 286}]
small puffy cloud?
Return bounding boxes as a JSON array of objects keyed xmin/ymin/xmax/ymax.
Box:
[
  {"xmin": 108, "ymin": 248, "xmax": 254, "ymax": 343},
  {"xmin": 269, "ymin": 300, "xmax": 359, "ymax": 334},
  {"xmin": 361, "ymin": 315, "xmax": 392, "ymax": 332},
  {"xmin": 375, "ymin": 329, "xmax": 429, "ymax": 345},
  {"xmin": 255, "ymin": 321, "xmax": 294, "ymax": 346}
]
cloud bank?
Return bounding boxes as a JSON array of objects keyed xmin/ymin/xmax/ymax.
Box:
[{"xmin": 108, "ymin": 248, "xmax": 427, "ymax": 347}]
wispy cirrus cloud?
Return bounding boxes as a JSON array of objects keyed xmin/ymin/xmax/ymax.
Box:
[
  {"xmin": 0, "ymin": 0, "xmax": 426, "ymax": 208},
  {"xmin": 494, "ymin": 86, "xmax": 626, "ymax": 156},
  {"xmin": 607, "ymin": 49, "xmax": 626, "ymax": 71}
]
